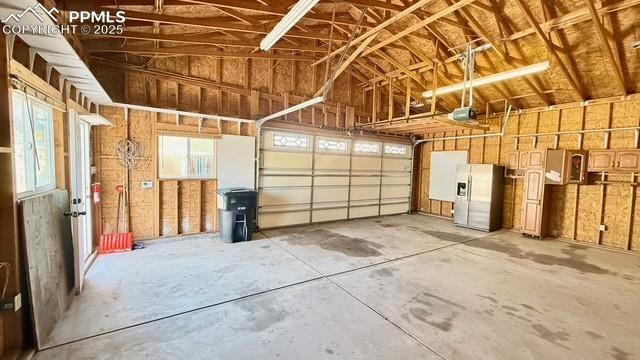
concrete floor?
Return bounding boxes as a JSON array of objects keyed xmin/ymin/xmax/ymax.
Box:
[{"xmin": 36, "ymin": 214, "xmax": 640, "ymax": 359}]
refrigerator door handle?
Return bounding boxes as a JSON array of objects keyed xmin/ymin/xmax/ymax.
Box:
[{"xmin": 467, "ymin": 175, "xmax": 472, "ymax": 201}]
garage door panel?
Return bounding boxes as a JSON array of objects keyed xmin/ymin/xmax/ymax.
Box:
[
  {"xmin": 259, "ymin": 211, "xmax": 310, "ymax": 228},
  {"xmin": 351, "ymin": 156, "xmax": 382, "ymax": 171},
  {"xmin": 313, "ymin": 187, "xmax": 349, "ymax": 202},
  {"xmin": 259, "ymin": 188, "xmax": 311, "ymax": 206},
  {"xmin": 314, "ymin": 176, "xmax": 349, "ymax": 186},
  {"xmin": 381, "ymin": 185, "xmax": 410, "ymax": 198},
  {"xmin": 262, "ymin": 151, "xmax": 312, "ymax": 170},
  {"xmin": 380, "ymin": 203, "xmax": 409, "ymax": 215},
  {"xmin": 312, "ymin": 208, "xmax": 348, "ymax": 222},
  {"xmin": 259, "ymin": 131, "xmax": 412, "ymax": 229},
  {"xmin": 350, "ymin": 177, "xmax": 381, "ymax": 185},
  {"xmin": 350, "ymin": 186, "xmax": 380, "ymax": 200},
  {"xmin": 261, "ymin": 176, "xmax": 312, "ymax": 187},
  {"xmin": 350, "ymin": 206, "xmax": 379, "ymax": 218},
  {"xmin": 382, "ymin": 158, "xmax": 411, "ymax": 171},
  {"xmin": 313, "ymin": 201, "xmax": 349, "ymax": 209},
  {"xmin": 382, "ymin": 176, "xmax": 410, "ymax": 185},
  {"xmin": 314, "ymin": 154, "xmax": 350, "ymax": 170}
]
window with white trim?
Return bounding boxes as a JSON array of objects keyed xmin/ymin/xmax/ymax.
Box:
[
  {"xmin": 384, "ymin": 144, "xmax": 408, "ymax": 156},
  {"xmin": 158, "ymin": 135, "xmax": 215, "ymax": 179},
  {"xmin": 317, "ymin": 137, "xmax": 348, "ymax": 152},
  {"xmin": 273, "ymin": 133, "xmax": 309, "ymax": 149},
  {"xmin": 354, "ymin": 141, "xmax": 381, "ymax": 154},
  {"xmin": 12, "ymin": 92, "xmax": 56, "ymax": 197}
]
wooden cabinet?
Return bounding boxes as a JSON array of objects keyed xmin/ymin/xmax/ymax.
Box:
[
  {"xmin": 521, "ymin": 168, "xmax": 550, "ymax": 237},
  {"xmin": 616, "ymin": 151, "xmax": 640, "ymax": 171},
  {"xmin": 588, "ymin": 150, "xmax": 616, "ymax": 172},
  {"xmin": 506, "ymin": 152, "xmax": 519, "ymax": 170},
  {"xmin": 588, "ymin": 149, "xmax": 640, "ymax": 172},
  {"xmin": 506, "ymin": 150, "xmax": 546, "ymax": 177},
  {"xmin": 528, "ymin": 150, "xmax": 545, "ymax": 168},
  {"xmin": 545, "ymin": 149, "xmax": 587, "ymax": 185}
]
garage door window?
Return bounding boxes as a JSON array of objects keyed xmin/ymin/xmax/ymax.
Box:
[
  {"xmin": 273, "ymin": 133, "xmax": 309, "ymax": 149},
  {"xmin": 384, "ymin": 144, "xmax": 408, "ymax": 156},
  {"xmin": 354, "ymin": 141, "xmax": 381, "ymax": 155},
  {"xmin": 317, "ymin": 137, "xmax": 348, "ymax": 153},
  {"xmin": 159, "ymin": 135, "xmax": 215, "ymax": 179},
  {"xmin": 12, "ymin": 92, "xmax": 56, "ymax": 197}
]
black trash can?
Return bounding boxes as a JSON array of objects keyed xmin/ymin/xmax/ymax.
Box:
[{"xmin": 217, "ymin": 188, "xmax": 257, "ymax": 243}]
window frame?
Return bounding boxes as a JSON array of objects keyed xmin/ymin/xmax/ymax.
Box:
[
  {"xmin": 383, "ymin": 143, "xmax": 409, "ymax": 157},
  {"xmin": 316, "ymin": 136, "xmax": 349, "ymax": 153},
  {"xmin": 157, "ymin": 133, "xmax": 217, "ymax": 180},
  {"xmin": 353, "ymin": 140, "xmax": 382, "ymax": 156},
  {"xmin": 271, "ymin": 132, "xmax": 311, "ymax": 151},
  {"xmin": 12, "ymin": 90, "xmax": 56, "ymax": 199}
]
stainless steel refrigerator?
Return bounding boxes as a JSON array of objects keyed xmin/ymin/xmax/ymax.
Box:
[{"xmin": 454, "ymin": 164, "xmax": 504, "ymax": 232}]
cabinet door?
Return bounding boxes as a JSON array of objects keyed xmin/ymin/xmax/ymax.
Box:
[
  {"xmin": 528, "ymin": 150, "xmax": 545, "ymax": 168},
  {"xmin": 506, "ymin": 152, "xmax": 519, "ymax": 169},
  {"xmin": 588, "ymin": 150, "xmax": 615, "ymax": 172},
  {"xmin": 521, "ymin": 169, "xmax": 545, "ymax": 236},
  {"xmin": 615, "ymin": 150, "xmax": 640, "ymax": 171},
  {"xmin": 518, "ymin": 151, "xmax": 529, "ymax": 170}
]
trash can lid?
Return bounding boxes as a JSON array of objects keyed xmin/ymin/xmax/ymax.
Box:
[{"xmin": 216, "ymin": 187, "xmax": 257, "ymax": 196}]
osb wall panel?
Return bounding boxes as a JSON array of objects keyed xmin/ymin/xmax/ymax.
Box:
[
  {"xmin": 202, "ymin": 180, "xmax": 217, "ymax": 233},
  {"xmin": 160, "ymin": 181, "xmax": 178, "ymax": 237},
  {"xmin": 417, "ymin": 99, "xmax": 640, "ymax": 252},
  {"xmin": 178, "ymin": 180, "xmax": 202, "ymax": 234},
  {"xmin": 128, "ymin": 110, "xmax": 154, "ymax": 239}
]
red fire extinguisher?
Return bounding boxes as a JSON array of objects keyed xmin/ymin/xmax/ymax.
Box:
[{"xmin": 92, "ymin": 183, "xmax": 101, "ymax": 204}]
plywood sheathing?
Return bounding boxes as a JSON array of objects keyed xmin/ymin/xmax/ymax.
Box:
[{"xmin": 418, "ymin": 98, "xmax": 640, "ymax": 253}]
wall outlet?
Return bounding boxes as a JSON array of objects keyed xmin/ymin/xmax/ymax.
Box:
[
  {"xmin": 599, "ymin": 224, "xmax": 607, "ymax": 232},
  {"xmin": 1, "ymin": 293, "xmax": 21, "ymax": 312},
  {"xmin": 141, "ymin": 181, "xmax": 153, "ymax": 189}
]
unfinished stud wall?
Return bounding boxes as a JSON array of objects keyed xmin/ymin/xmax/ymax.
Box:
[
  {"xmin": 93, "ymin": 55, "xmax": 373, "ymax": 127},
  {"xmin": 94, "ymin": 56, "xmax": 371, "ymax": 240},
  {"xmin": 417, "ymin": 98, "xmax": 640, "ymax": 253}
]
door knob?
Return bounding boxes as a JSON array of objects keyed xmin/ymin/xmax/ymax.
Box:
[{"xmin": 78, "ymin": 211, "xmax": 87, "ymax": 216}]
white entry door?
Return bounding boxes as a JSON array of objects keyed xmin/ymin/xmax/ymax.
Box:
[{"xmin": 68, "ymin": 109, "xmax": 93, "ymax": 293}]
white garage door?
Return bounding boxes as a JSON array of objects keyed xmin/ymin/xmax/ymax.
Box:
[{"xmin": 258, "ymin": 130, "xmax": 412, "ymax": 229}]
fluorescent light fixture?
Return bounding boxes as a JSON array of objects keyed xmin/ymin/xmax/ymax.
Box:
[
  {"xmin": 257, "ymin": 96, "xmax": 324, "ymax": 126},
  {"xmin": 422, "ymin": 61, "xmax": 550, "ymax": 98},
  {"xmin": 260, "ymin": 0, "xmax": 320, "ymax": 51}
]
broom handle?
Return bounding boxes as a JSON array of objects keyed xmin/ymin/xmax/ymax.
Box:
[{"xmin": 116, "ymin": 191, "xmax": 122, "ymax": 234}]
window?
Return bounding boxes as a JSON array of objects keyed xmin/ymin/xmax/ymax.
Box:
[
  {"xmin": 384, "ymin": 144, "xmax": 408, "ymax": 156},
  {"xmin": 12, "ymin": 92, "xmax": 55, "ymax": 197},
  {"xmin": 317, "ymin": 137, "xmax": 348, "ymax": 152},
  {"xmin": 158, "ymin": 135, "xmax": 215, "ymax": 179},
  {"xmin": 273, "ymin": 133, "xmax": 309, "ymax": 149},
  {"xmin": 354, "ymin": 141, "xmax": 381, "ymax": 154}
]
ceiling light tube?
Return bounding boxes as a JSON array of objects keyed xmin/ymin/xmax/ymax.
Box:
[
  {"xmin": 257, "ymin": 96, "xmax": 324, "ymax": 126},
  {"xmin": 422, "ymin": 61, "xmax": 550, "ymax": 99},
  {"xmin": 260, "ymin": 0, "xmax": 321, "ymax": 51}
]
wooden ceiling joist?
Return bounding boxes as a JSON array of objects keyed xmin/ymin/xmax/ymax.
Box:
[
  {"xmin": 514, "ymin": 0, "xmax": 587, "ymax": 101},
  {"xmin": 311, "ymin": 0, "xmax": 438, "ymax": 67},
  {"xmin": 89, "ymin": 45, "xmax": 317, "ymax": 61},
  {"xmin": 116, "ymin": 9, "xmax": 347, "ymax": 42},
  {"xmin": 584, "ymin": 0, "xmax": 627, "ymax": 95},
  {"xmin": 83, "ymin": 32, "xmax": 327, "ymax": 53},
  {"xmin": 359, "ymin": 0, "xmax": 476, "ymax": 57}
]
